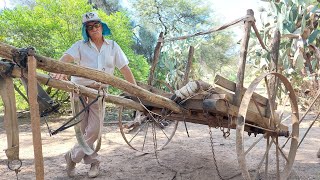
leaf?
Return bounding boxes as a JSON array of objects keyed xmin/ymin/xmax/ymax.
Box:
[
  {"xmin": 301, "ymin": 9, "xmax": 307, "ymax": 33},
  {"xmin": 307, "ymin": 29, "xmax": 320, "ymax": 44}
]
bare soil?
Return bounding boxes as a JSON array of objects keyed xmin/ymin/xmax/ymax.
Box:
[{"xmin": 0, "ymin": 110, "xmax": 319, "ymax": 180}]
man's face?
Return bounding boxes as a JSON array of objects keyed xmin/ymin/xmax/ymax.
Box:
[{"xmin": 86, "ymin": 21, "xmax": 102, "ymax": 39}]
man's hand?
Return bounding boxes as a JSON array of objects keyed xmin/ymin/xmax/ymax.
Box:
[{"xmin": 50, "ymin": 73, "xmax": 69, "ymax": 81}]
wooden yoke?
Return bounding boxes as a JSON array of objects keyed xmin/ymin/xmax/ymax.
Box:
[{"xmin": 234, "ymin": 9, "xmax": 254, "ymax": 106}]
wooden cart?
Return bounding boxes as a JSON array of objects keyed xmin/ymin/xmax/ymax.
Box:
[{"xmin": 0, "ymin": 10, "xmax": 300, "ymax": 180}]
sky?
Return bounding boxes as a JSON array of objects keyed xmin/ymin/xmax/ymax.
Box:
[{"xmin": 210, "ymin": 0, "xmax": 264, "ymax": 22}]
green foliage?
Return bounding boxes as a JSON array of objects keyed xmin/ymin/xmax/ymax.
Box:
[
  {"xmin": 249, "ymin": 0, "xmax": 320, "ymax": 89},
  {"xmin": 130, "ymin": 0, "xmax": 237, "ymax": 89},
  {"xmin": 132, "ymin": 0, "xmax": 211, "ymax": 35},
  {"xmin": 0, "ymin": 0, "xmax": 149, "ymax": 110},
  {"xmin": 132, "ymin": 26, "xmax": 157, "ymax": 62},
  {"xmin": 157, "ymin": 31, "xmax": 237, "ymax": 89}
]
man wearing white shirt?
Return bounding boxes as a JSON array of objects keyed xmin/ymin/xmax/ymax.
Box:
[{"xmin": 52, "ymin": 12, "xmax": 136, "ymax": 178}]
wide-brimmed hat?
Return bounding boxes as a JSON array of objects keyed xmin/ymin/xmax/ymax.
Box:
[{"xmin": 81, "ymin": 12, "xmax": 111, "ymax": 42}]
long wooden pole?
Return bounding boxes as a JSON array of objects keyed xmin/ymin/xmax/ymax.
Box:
[
  {"xmin": 27, "ymin": 55, "xmax": 44, "ymax": 180},
  {"xmin": 266, "ymin": 29, "xmax": 281, "ymax": 118},
  {"xmin": 0, "ymin": 61, "xmax": 145, "ymax": 112},
  {"xmin": 148, "ymin": 32, "xmax": 164, "ymax": 86},
  {"xmin": 0, "ymin": 42, "xmax": 183, "ymax": 113},
  {"xmin": 234, "ymin": 9, "xmax": 254, "ymax": 106},
  {"xmin": 182, "ymin": 46, "xmax": 194, "ymax": 86},
  {"xmin": 235, "ymin": 9, "xmax": 255, "ymax": 180}
]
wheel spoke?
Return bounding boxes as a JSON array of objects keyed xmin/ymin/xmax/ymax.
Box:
[
  {"xmin": 128, "ymin": 120, "xmax": 149, "ymax": 144},
  {"xmin": 276, "ymin": 137, "xmax": 280, "ymax": 180},
  {"xmin": 279, "ymin": 94, "xmax": 289, "ymax": 120},
  {"xmin": 264, "ymin": 77, "xmax": 277, "ymax": 128},
  {"xmin": 152, "ymin": 117, "xmax": 170, "ymax": 139},
  {"xmin": 265, "ymin": 136, "xmax": 270, "ymax": 179},
  {"xmin": 141, "ymin": 121, "xmax": 150, "ymax": 151},
  {"xmin": 253, "ymin": 137, "xmax": 273, "ymax": 179},
  {"xmin": 244, "ymin": 136, "xmax": 263, "ymax": 155},
  {"xmin": 272, "ymin": 138, "xmax": 289, "ymax": 163}
]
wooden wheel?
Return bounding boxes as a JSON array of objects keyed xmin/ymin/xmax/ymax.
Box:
[
  {"xmin": 118, "ymin": 106, "xmax": 179, "ymax": 153},
  {"xmin": 236, "ymin": 72, "xmax": 299, "ymax": 180}
]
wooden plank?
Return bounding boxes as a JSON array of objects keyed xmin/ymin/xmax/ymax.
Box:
[
  {"xmin": 214, "ymin": 74, "xmax": 268, "ymax": 106},
  {"xmin": 27, "ymin": 55, "xmax": 44, "ymax": 180}
]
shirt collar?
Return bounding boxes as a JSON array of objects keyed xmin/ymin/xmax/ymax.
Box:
[{"xmin": 88, "ymin": 38, "xmax": 109, "ymax": 45}]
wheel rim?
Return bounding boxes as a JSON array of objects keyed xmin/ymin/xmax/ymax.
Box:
[{"xmin": 236, "ymin": 72, "xmax": 299, "ymax": 180}]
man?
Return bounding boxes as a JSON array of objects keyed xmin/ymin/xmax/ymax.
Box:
[{"xmin": 52, "ymin": 12, "xmax": 136, "ymax": 178}]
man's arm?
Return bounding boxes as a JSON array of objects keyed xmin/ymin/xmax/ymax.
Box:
[
  {"xmin": 119, "ymin": 65, "xmax": 136, "ymax": 85},
  {"xmin": 51, "ymin": 54, "xmax": 74, "ymax": 80}
]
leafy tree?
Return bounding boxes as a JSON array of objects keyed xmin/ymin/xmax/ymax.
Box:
[
  {"xmin": 132, "ymin": 26, "xmax": 157, "ymax": 62},
  {"xmin": 89, "ymin": 0, "xmax": 122, "ymax": 14},
  {"xmin": 130, "ymin": 0, "xmax": 237, "ymax": 89},
  {"xmin": 0, "ymin": 0, "xmax": 149, "ymax": 110},
  {"xmin": 131, "ymin": 0, "xmax": 211, "ymax": 35}
]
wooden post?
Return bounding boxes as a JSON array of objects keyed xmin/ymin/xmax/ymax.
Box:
[
  {"xmin": 148, "ymin": 32, "xmax": 164, "ymax": 86},
  {"xmin": 235, "ymin": 10, "xmax": 255, "ymax": 180},
  {"xmin": 27, "ymin": 55, "xmax": 44, "ymax": 180},
  {"xmin": 266, "ymin": 29, "xmax": 280, "ymax": 117},
  {"xmin": 234, "ymin": 9, "xmax": 255, "ymax": 106},
  {"xmin": 182, "ymin": 46, "xmax": 194, "ymax": 86}
]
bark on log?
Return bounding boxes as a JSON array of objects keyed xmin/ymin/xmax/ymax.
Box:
[
  {"xmin": 0, "ymin": 61, "xmax": 145, "ymax": 112},
  {"xmin": 0, "ymin": 42, "xmax": 183, "ymax": 113}
]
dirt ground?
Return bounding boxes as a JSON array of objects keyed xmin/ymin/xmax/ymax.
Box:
[{"xmin": 0, "ymin": 110, "xmax": 319, "ymax": 180}]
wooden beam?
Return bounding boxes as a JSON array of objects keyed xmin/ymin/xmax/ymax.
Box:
[
  {"xmin": 214, "ymin": 74, "xmax": 268, "ymax": 106},
  {"xmin": 0, "ymin": 42, "xmax": 183, "ymax": 113},
  {"xmin": 0, "ymin": 61, "xmax": 145, "ymax": 112}
]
